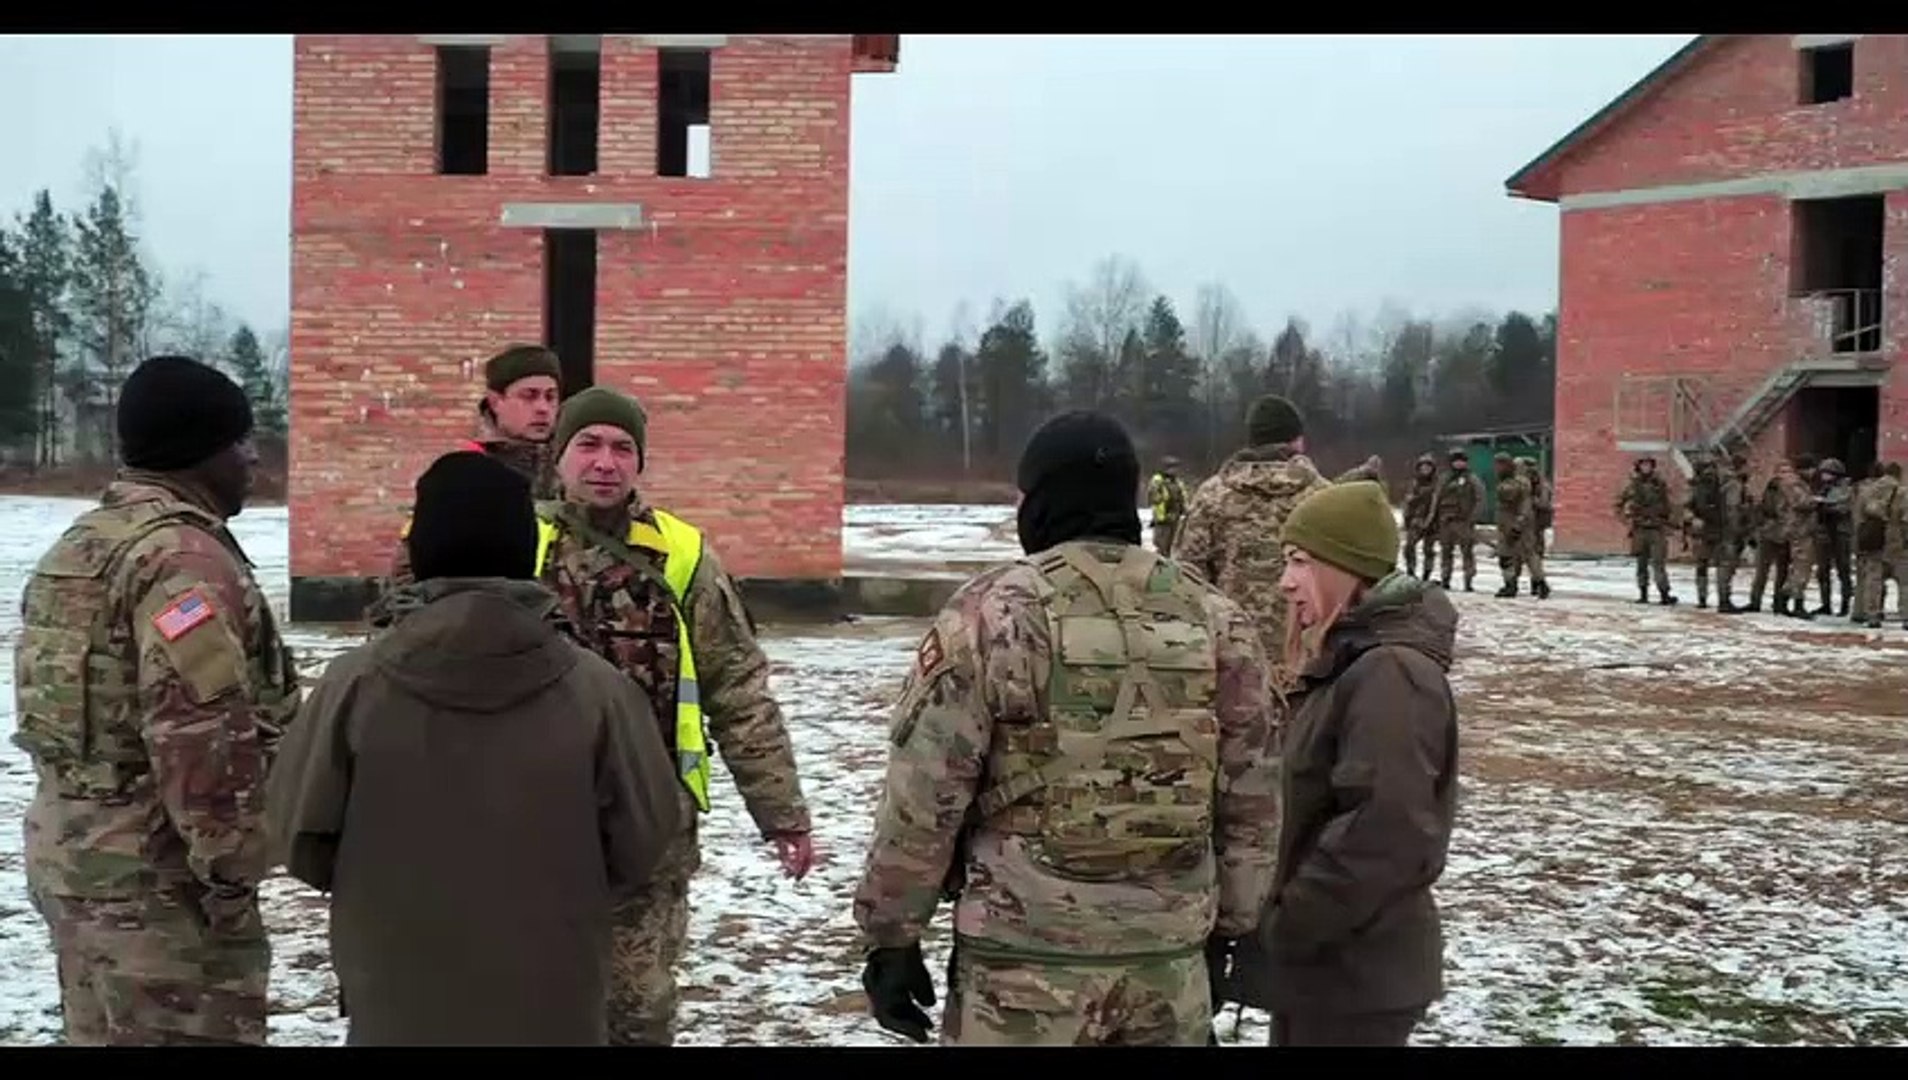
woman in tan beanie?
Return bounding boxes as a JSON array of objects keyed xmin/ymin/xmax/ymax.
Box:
[{"xmin": 1222, "ymin": 480, "xmax": 1460, "ymax": 1046}]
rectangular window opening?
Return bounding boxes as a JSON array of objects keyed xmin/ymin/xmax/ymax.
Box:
[
  {"xmin": 1799, "ymin": 43, "xmax": 1853, "ymax": 105},
  {"xmin": 1789, "ymin": 194, "xmax": 1884, "ymax": 353},
  {"xmin": 548, "ymin": 36, "xmax": 601, "ymax": 176},
  {"xmin": 436, "ymin": 45, "xmax": 490, "ymax": 175},
  {"xmin": 658, "ymin": 48, "xmax": 712, "ymax": 178},
  {"xmin": 543, "ymin": 229, "xmax": 598, "ymax": 393}
]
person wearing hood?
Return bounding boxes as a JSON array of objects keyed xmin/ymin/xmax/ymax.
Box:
[
  {"xmin": 1402, "ymin": 455, "xmax": 1440, "ymax": 579},
  {"xmin": 1224, "ymin": 480, "xmax": 1460, "ymax": 1047},
  {"xmin": 1173, "ymin": 394, "xmax": 1331, "ymax": 689},
  {"xmin": 265, "ymin": 451, "xmax": 684, "ymax": 1046},
  {"xmin": 852, "ymin": 410, "xmax": 1282, "ymax": 1046}
]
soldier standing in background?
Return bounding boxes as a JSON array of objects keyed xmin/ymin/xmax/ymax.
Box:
[
  {"xmin": 1614, "ymin": 456, "xmax": 1679, "ymax": 606},
  {"xmin": 1854, "ymin": 462, "xmax": 1903, "ymax": 630},
  {"xmin": 534, "ymin": 386, "xmax": 816, "ymax": 1045},
  {"xmin": 14, "ymin": 356, "xmax": 301, "ymax": 1045},
  {"xmin": 1429, "ymin": 450, "xmax": 1483, "ymax": 592},
  {"xmin": 1173, "ymin": 394, "xmax": 1330, "ymax": 689},
  {"xmin": 1682, "ymin": 456, "xmax": 1741, "ymax": 612},
  {"xmin": 1778, "ymin": 459, "xmax": 1822, "ymax": 620},
  {"xmin": 1813, "ymin": 458, "xmax": 1855, "ymax": 618},
  {"xmin": 1148, "ymin": 456, "xmax": 1192, "ymax": 557},
  {"xmin": 1402, "ymin": 454, "xmax": 1439, "ymax": 578},
  {"xmin": 1491, "ymin": 453, "xmax": 1550, "ymax": 599},
  {"xmin": 1520, "ymin": 457, "xmax": 1554, "ymax": 559},
  {"xmin": 370, "ymin": 344, "xmax": 566, "ymax": 624},
  {"xmin": 1745, "ymin": 473, "xmax": 1790, "ymax": 614},
  {"xmin": 852, "ymin": 410, "xmax": 1282, "ymax": 1047}
]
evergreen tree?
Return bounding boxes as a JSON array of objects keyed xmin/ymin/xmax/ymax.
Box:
[
  {"xmin": 17, "ymin": 190, "xmax": 72, "ymax": 465},
  {"xmin": 225, "ymin": 323, "xmax": 286, "ymax": 437},
  {"xmin": 69, "ymin": 183, "xmax": 156, "ymax": 459}
]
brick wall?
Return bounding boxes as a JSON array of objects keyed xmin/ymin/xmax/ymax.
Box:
[
  {"xmin": 289, "ymin": 35, "xmax": 854, "ymax": 601},
  {"xmin": 1537, "ymin": 35, "xmax": 1908, "ymax": 554}
]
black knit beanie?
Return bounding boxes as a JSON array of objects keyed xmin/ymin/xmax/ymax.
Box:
[
  {"xmin": 1014, "ymin": 410, "xmax": 1142, "ymax": 555},
  {"xmin": 117, "ymin": 355, "xmax": 255, "ymax": 471},
  {"xmin": 1246, "ymin": 394, "xmax": 1304, "ymax": 446},
  {"xmin": 407, "ymin": 451, "xmax": 539, "ymax": 582},
  {"xmin": 485, "ymin": 345, "xmax": 563, "ymax": 393}
]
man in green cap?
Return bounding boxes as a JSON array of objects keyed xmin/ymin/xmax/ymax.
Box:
[
  {"xmin": 368, "ymin": 344, "xmax": 565, "ymax": 624},
  {"xmin": 1222, "ymin": 480, "xmax": 1459, "ymax": 1046},
  {"xmin": 535, "ymin": 385, "xmax": 816, "ymax": 1046}
]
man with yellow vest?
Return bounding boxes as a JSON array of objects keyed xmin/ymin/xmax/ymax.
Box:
[
  {"xmin": 370, "ymin": 344, "xmax": 564, "ymax": 626},
  {"xmin": 537, "ymin": 385, "xmax": 816, "ymax": 1046}
]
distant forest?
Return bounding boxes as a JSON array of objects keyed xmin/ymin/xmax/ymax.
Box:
[
  {"xmin": 0, "ymin": 129, "xmax": 288, "ymax": 495},
  {"xmin": 847, "ymin": 254, "xmax": 1556, "ymax": 497}
]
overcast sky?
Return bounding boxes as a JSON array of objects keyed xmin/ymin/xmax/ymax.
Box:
[{"xmin": 0, "ymin": 33, "xmax": 1694, "ymax": 354}]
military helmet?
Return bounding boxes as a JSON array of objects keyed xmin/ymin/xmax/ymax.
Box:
[
  {"xmin": 1161, "ymin": 455, "xmax": 1181, "ymax": 470},
  {"xmin": 1448, "ymin": 448, "xmax": 1467, "ymax": 462},
  {"xmin": 1821, "ymin": 457, "xmax": 1846, "ymax": 476}
]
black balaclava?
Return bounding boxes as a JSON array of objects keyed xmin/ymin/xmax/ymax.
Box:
[{"xmin": 1014, "ymin": 410, "xmax": 1143, "ymax": 556}]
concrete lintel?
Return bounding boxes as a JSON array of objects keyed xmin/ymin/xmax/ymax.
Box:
[
  {"xmin": 1792, "ymin": 34, "xmax": 1861, "ymax": 50},
  {"xmin": 500, "ymin": 202, "xmax": 644, "ymax": 230},
  {"xmin": 1561, "ymin": 162, "xmax": 1908, "ymax": 212},
  {"xmin": 635, "ymin": 34, "xmax": 729, "ymax": 49},
  {"xmin": 416, "ymin": 34, "xmax": 510, "ymax": 46}
]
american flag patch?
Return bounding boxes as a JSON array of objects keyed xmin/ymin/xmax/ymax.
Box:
[{"xmin": 153, "ymin": 590, "xmax": 216, "ymax": 642}]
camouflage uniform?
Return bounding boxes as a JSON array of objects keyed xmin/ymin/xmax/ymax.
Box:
[
  {"xmin": 1334, "ymin": 454, "xmax": 1385, "ymax": 485},
  {"xmin": 1428, "ymin": 456, "xmax": 1483, "ymax": 592},
  {"xmin": 536, "ymin": 494, "xmax": 811, "ymax": 1046},
  {"xmin": 1682, "ymin": 458, "xmax": 1743, "ymax": 612},
  {"xmin": 1147, "ymin": 465, "xmax": 1191, "ymax": 558},
  {"xmin": 1779, "ymin": 468, "xmax": 1822, "ymax": 619},
  {"xmin": 1855, "ymin": 469, "xmax": 1905, "ymax": 628},
  {"xmin": 1491, "ymin": 454, "xmax": 1549, "ymax": 598},
  {"xmin": 1613, "ymin": 459, "xmax": 1678, "ymax": 605},
  {"xmin": 1172, "ymin": 444, "xmax": 1329, "ymax": 690},
  {"xmin": 852, "ymin": 541, "xmax": 1282, "ymax": 1046},
  {"xmin": 367, "ymin": 414, "xmax": 559, "ymax": 626},
  {"xmin": 1746, "ymin": 478, "xmax": 1790, "ymax": 613},
  {"xmin": 1401, "ymin": 456, "xmax": 1438, "ymax": 579},
  {"xmin": 1812, "ymin": 459, "xmax": 1854, "ymax": 617},
  {"xmin": 1522, "ymin": 458, "xmax": 1554, "ymax": 559},
  {"xmin": 13, "ymin": 475, "xmax": 301, "ymax": 1045}
]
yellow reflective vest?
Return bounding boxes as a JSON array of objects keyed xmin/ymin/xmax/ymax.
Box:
[{"xmin": 532, "ymin": 504, "xmax": 713, "ymax": 814}]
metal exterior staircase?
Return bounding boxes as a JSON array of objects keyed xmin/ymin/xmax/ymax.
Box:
[{"xmin": 1615, "ymin": 355, "xmax": 1888, "ymax": 477}]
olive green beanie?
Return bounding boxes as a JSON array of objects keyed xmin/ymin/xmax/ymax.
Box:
[
  {"xmin": 553, "ymin": 386, "xmax": 648, "ymax": 470},
  {"xmin": 1281, "ymin": 480, "xmax": 1399, "ymax": 583},
  {"xmin": 485, "ymin": 344, "xmax": 563, "ymax": 392}
]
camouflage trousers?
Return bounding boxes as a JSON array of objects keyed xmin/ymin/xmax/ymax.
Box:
[
  {"xmin": 1497, "ymin": 523, "xmax": 1545, "ymax": 585},
  {"xmin": 36, "ymin": 891, "xmax": 270, "ymax": 1046},
  {"xmin": 1749, "ymin": 540, "xmax": 1789, "ymax": 607},
  {"xmin": 1784, "ymin": 538, "xmax": 1818, "ymax": 604},
  {"xmin": 1856, "ymin": 551, "xmax": 1903, "ymax": 621},
  {"xmin": 1403, "ymin": 526, "xmax": 1435, "ymax": 578},
  {"xmin": 1630, "ymin": 528, "xmax": 1672, "ymax": 597},
  {"xmin": 606, "ymin": 820, "xmax": 698, "ymax": 1046},
  {"xmin": 1690, "ymin": 533, "xmax": 1740, "ymax": 605},
  {"xmin": 1814, "ymin": 530, "xmax": 1854, "ymax": 612},
  {"xmin": 1436, "ymin": 522, "xmax": 1476, "ymax": 587},
  {"xmin": 941, "ymin": 947, "xmax": 1209, "ymax": 1046},
  {"xmin": 1152, "ymin": 520, "xmax": 1178, "ymax": 558}
]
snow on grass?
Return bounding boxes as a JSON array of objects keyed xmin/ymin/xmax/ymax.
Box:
[{"xmin": 1, "ymin": 495, "xmax": 1905, "ymax": 1046}]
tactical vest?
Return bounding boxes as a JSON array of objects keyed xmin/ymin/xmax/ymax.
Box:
[
  {"xmin": 1691, "ymin": 476, "xmax": 1725, "ymax": 534},
  {"xmin": 975, "ymin": 542, "xmax": 1221, "ymax": 883},
  {"xmin": 14, "ymin": 496, "xmax": 297, "ymax": 808},
  {"xmin": 534, "ymin": 502, "xmax": 713, "ymax": 814}
]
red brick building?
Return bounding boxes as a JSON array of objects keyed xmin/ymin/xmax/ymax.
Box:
[
  {"xmin": 1506, "ymin": 34, "xmax": 1907, "ymax": 555},
  {"xmin": 287, "ymin": 34, "xmax": 899, "ymax": 621}
]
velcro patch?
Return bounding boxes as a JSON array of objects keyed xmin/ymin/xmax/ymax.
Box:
[
  {"xmin": 916, "ymin": 627, "xmax": 945, "ymax": 674},
  {"xmin": 153, "ymin": 589, "xmax": 216, "ymax": 642}
]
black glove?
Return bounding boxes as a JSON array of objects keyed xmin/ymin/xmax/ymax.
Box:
[
  {"xmin": 1204, "ymin": 934, "xmax": 1235, "ymax": 1010},
  {"xmin": 863, "ymin": 943, "xmax": 936, "ymax": 1044}
]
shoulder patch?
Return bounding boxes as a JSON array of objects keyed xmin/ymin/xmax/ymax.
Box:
[
  {"xmin": 916, "ymin": 627, "xmax": 946, "ymax": 675},
  {"xmin": 153, "ymin": 589, "xmax": 217, "ymax": 642}
]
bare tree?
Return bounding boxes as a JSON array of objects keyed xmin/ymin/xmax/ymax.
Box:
[
  {"xmin": 1061, "ymin": 254, "xmax": 1150, "ymax": 406},
  {"xmin": 154, "ymin": 267, "xmax": 232, "ymax": 366},
  {"xmin": 1191, "ymin": 282, "xmax": 1246, "ymax": 461}
]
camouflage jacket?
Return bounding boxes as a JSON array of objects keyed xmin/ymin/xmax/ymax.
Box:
[
  {"xmin": 537, "ymin": 494, "xmax": 811, "ymax": 843},
  {"xmin": 1172, "ymin": 444, "xmax": 1329, "ymax": 684},
  {"xmin": 1755, "ymin": 480, "xmax": 1788, "ymax": 544},
  {"xmin": 1430, "ymin": 470, "xmax": 1483, "ymax": 527},
  {"xmin": 1816, "ymin": 477, "xmax": 1853, "ymax": 538},
  {"xmin": 1780, "ymin": 474, "xmax": 1821, "ymax": 544},
  {"xmin": 1615, "ymin": 474, "xmax": 1676, "ymax": 532},
  {"xmin": 1684, "ymin": 470, "xmax": 1739, "ymax": 541},
  {"xmin": 1403, "ymin": 473, "xmax": 1438, "ymax": 531},
  {"xmin": 1495, "ymin": 471, "xmax": 1535, "ymax": 532},
  {"xmin": 850, "ymin": 541, "xmax": 1282, "ymax": 962},
  {"xmin": 1858, "ymin": 475, "xmax": 1906, "ymax": 555},
  {"xmin": 14, "ymin": 475, "xmax": 301, "ymax": 920}
]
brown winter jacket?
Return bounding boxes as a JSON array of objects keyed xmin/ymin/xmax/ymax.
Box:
[
  {"xmin": 265, "ymin": 577, "xmax": 684, "ymax": 1046},
  {"xmin": 1228, "ymin": 572, "xmax": 1459, "ymax": 1016}
]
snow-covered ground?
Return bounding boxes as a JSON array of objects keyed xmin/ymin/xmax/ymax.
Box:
[{"xmin": 3, "ymin": 496, "xmax": 1906, "ymax": 1046}]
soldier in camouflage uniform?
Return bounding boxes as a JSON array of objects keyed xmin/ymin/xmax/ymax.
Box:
[
  {"xmin": 1745, "ymin": 473, "xmax": 1790, "ymax": 613},
  {"xmin": 1682, "ymin": 456, "xmax": 1743, "ymax": 612},
  {"xmin": 1520, "ymin": 457, "xmax": 1554, "ymax": 559},
  {"xmin": 852, "ymin": 410, "xmax": 1282, "ymax": 1047},
  {"xmin": 1173, "ymin": 394, "xmax": 1329, "ymax": 690},
  {"xmin": 1491, "ymin": 453, "xmax": 1549, "ymax": 599},
  {"xmin": 369, "ymin": 344, "xmax": 564, "ymax": 625},
  {"xmin": 1402, "ymin": 454, "xmax": 1439, "ymax": 578},
  {"xmin": 14, "ymin": 356, "xmax": 301, "ymax": 1045},
  {"xmin": 1811, "ymin": 458, "xmax": 1855, "ymax": 617},
  {"xmin": 1613, "ymin": 456, "xmax": 1679, "ymax": 605},
  {"xmin": 1147, "ymin": 456, "xmax": 1191, "ymax": 557},
  {"xmin": 1854, "ymin": 462, "xmax": 1905, "ymax": 630},
  {"xmin": 533, "ymin": 386, "xmax": 815, "ymax": 1045},
  {"xmin": 1778, "ymin": 459, "xmax": 1822, "ymax": 620},
  {"xmin": 1428, "ymin": 449, "xmax": 1483, "ymax": 592}
]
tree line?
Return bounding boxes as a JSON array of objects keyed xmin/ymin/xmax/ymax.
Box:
[
  {"xmin": 848, "ymin": 254, "xmax": 1556, "ymax": 491},
  {"xmin": 0, "ymin": 130, "xmax": 287, "ymax": 476}
]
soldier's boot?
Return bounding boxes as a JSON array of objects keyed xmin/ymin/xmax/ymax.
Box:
[
  {"xmin": 1636, "ymin": 585, "xmax": 1652, "ymax": 605},
  {"xmin": 1533, "ymin": 578, "xmax": 1551, "ymax": 600},
  {"xmin": 1790, "ymin": 598, "xmax": 1815, "ymax": 621},
  {"xmin": 1838, "ymin": 590, "xmax": 1851, "ymax": 618},
  {"xmin": 1772, "ymin": 594, "xmax": 1788, "ymax": 616},
  {"xmin": 1695, "ymin": 571, "xmax": 1709, "ymax": 610},
  {"xmin": 1717, "ymin": 589, "xmax": 1741, "ymax": 614},
  {"xmin": 1659, "ymin": 591, "xmax": 1679, "ymax": 606},
  {"xmin": 1464, "ymin": 574, "xmax": 1475, "ymax": 593},
  {"xmin": 1496, "ymin": 580, "xmax": 1518, "ymax": 598}
]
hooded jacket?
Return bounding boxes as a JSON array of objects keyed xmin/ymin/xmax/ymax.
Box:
[
  {"xmin": 1229, "ymin": 573, "xmax": 1460, "ymax": 1016},
  {"xmin": 266, "ymin": 577, "xmax": 683, "ymax": 1046}
]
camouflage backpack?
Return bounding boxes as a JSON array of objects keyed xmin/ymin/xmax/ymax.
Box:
[
  {"xmin": 974, "ymin": 541, "xmax": 1221, "ymax": 883},
  {"xmin": 1857, "ymin": 479, "xmax": 1899, "ymax": 553}
]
